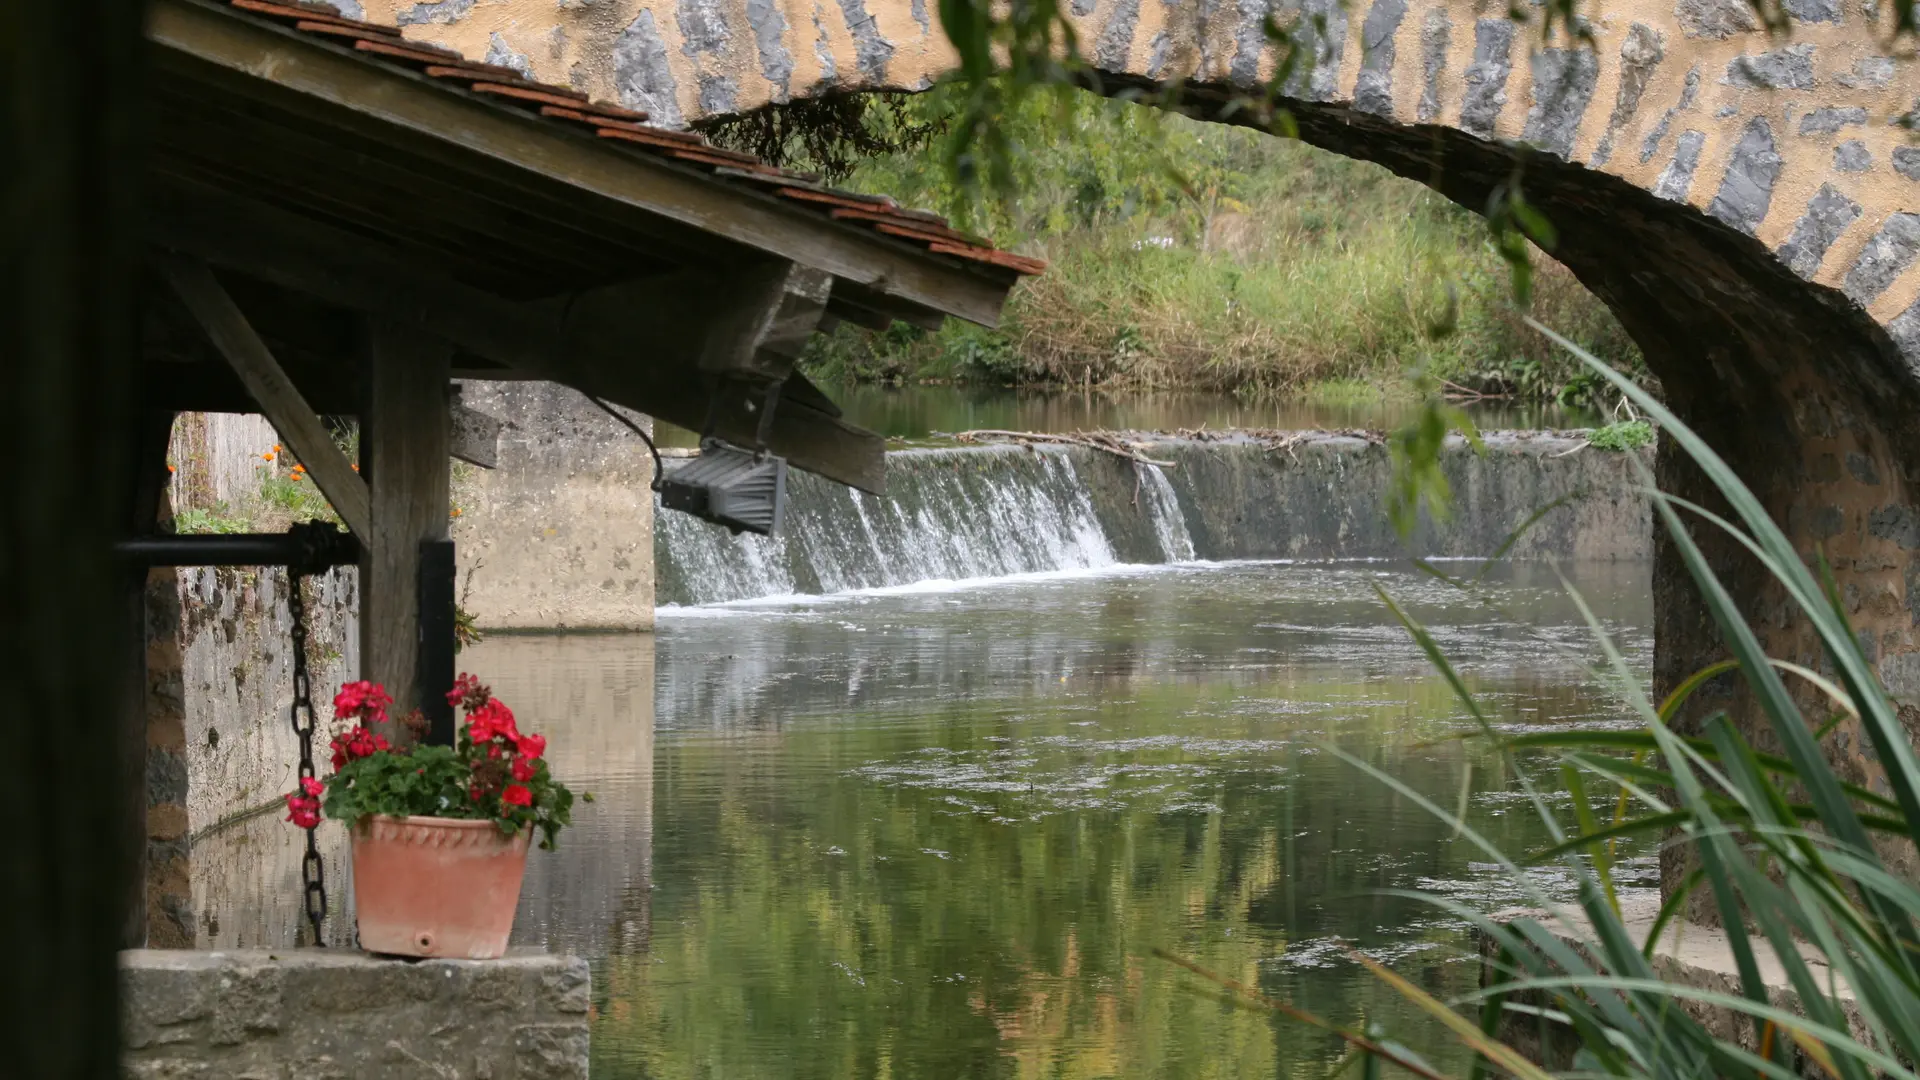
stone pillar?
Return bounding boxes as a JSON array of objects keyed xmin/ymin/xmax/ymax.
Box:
[
  {"xmin": 144, "ymin": 545, "xmax": 194, "ymax": 948},
  {"xmin": 451, "ymin": 380, "xmax": 656, "ymax": 631}
]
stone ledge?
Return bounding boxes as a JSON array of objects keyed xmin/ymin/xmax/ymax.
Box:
[
  {"xmin": 122, "ymin": 948, "xmax": 589, "ymax": 1080},
  {"xmin": 1479, "ymin": 890, "xmax": 1862, "ymax": 1076}
]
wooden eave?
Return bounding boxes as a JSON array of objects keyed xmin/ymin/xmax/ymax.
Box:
[{"xmin": 139, "ymin": 0, "xmax": 1038, "ymax": 491}]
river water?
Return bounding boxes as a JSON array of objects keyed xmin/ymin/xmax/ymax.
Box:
[{"xmin": 475, "ymin": 557, "xmax": 1653, "ymax": 1078}]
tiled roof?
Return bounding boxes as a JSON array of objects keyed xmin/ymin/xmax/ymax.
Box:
[{"xmin": 219, "ymin": 0, "xmax": 1047, "ymax": 278}]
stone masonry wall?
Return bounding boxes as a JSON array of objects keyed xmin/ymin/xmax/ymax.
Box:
[
  {"xmin": 452, "ymin": 380, "xmax": 657, "ymax": 631},
  {"xmin": 121, "ymin": 948, "xmax": 589, "ymax": 1079},
  {"xmin": 358, "ymin": 0, "xmax": 1920, "ymax": 349}
]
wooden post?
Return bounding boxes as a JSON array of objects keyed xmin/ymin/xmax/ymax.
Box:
[
  {"xmin": 359, "ymin": 320, "xmax": 452, "ymax": 738},
  {"xmin": 4, "ymin": 1, "xmax": 145, "ymax": 1072}
]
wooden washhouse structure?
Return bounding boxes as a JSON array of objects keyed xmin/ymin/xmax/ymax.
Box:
[{"xmin": 127, "ymin": 0, "xmax": 1040, "ymax": 940}]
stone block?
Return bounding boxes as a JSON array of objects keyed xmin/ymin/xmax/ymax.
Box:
[
  {"xmin": 1721, "ymin": 43, "xmax": 1817, "ymax": 90},
  {"xmin": 122, "ymin": 949, "xmax": 590, "ymax": 1079},
  {"xmin": 513, "ymin": 1025, "xmax": 591, "ymax": 1079}
]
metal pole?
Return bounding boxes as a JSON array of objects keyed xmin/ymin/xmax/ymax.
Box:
[{"xmin": 114, "ymin": 532, "xmax": 359, "ymax": 567}]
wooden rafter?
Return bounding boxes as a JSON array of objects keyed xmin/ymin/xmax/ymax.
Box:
[{"xmin": 147, "ymin": 180, "xmax": 888, "ymax": 491}]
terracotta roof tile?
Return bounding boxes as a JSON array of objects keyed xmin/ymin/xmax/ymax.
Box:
[
  {"xmin": 213, "ymin": 0, "xmax": 1045, "ymax": 279},
  {"xmin": 469, "ymin": 81, "xmax": 596, "ymax": 109}
]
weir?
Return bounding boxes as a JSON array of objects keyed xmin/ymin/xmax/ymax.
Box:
[{"xmin": 656, "ymin": 432, "xmax": 1654, "ymax": 607}]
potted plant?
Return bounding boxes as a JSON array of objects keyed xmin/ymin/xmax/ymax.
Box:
[{"xmin": 283, "ymin": 674, "xmax": 574, "ymax": 959}]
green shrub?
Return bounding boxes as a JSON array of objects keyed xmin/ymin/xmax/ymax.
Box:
[
  {"xmin": 1586, "ymin": 419, "xmax": 1655, "ymax": 451},
  {"xmin": 796, "ymin": 84, "xmax": 1650, "ymax": 404}
]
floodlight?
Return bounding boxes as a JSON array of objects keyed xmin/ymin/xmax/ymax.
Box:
[{"xmin": 658, "ymin": 438, "xmax": 788, "ymax": 536}]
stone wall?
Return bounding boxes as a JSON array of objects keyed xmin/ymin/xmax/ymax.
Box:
[
  {"xmin": 452, "ymin": 381, "xmax": 656, "ymax": 632},
  {"xmin": 1140, "ymin": 432, "xmax": 1653, "ymax": 562},
  {"xmin": 151, "ymin": 564, "xmax": 360, "ymax": 950},
  {"xmin": 121, "ymin": 948, "xmax": 589, "ymax": 1079}
]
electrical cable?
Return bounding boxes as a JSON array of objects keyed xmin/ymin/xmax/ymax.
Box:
[{"xmin": 585, "ymin": 393, "xmax": 665, "ymax": 492}]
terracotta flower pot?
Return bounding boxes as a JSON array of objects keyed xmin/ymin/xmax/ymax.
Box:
[{"xmin": 351, "ymin": 814, "xmax": 531, "ymax": 959}]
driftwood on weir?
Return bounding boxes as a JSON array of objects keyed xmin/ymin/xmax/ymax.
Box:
[{"xmin": 949, "ymin": 429, "xmax": 1177, "ymax": 468}]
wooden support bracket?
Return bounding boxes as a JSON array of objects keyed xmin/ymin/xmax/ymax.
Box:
[
  {"xmin": 159, "ymin": 256, "xmax": 372, "ymax": 539},
  {"xmin": 697, "ymin": 261, "xmax": 834, "ymax": 386}
]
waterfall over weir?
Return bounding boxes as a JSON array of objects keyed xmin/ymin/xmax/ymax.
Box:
[
  {"xmin": 652, "ymin": 433, "xmax": 1654, "ymax": 609},
  {"xmin": 654, "ymin": 445, "xmax": 1195, "ymax": 607}
]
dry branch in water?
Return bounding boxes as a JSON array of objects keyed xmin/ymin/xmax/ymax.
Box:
[{"xmin": 950, "ymin": 429, "xmax": 1176, "ymax": 467}]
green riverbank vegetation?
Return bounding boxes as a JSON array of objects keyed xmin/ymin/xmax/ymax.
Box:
[{"xmin": 714, "ymin": 86, "xmax": 1649, "ymax": 408}]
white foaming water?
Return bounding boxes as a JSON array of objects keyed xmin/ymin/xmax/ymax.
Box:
[
  {"xmin": 655, "ymin": 561, "xmax": 1194, "ymax": 616},
  {"xmin": 657, "ymin": 445, "xmax": 1202, "ymax": 608},
  {"xmin": 1137, "ymin": 464, "xmax": 1195, "ymax": 562}
]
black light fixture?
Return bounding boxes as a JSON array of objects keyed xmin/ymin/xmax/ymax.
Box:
[
  {"xmin": 659, "ymin": 438, "xmax": 788, "ymax": 536},
  {"xmin": 586, "ymin": 262, "xmax": 826, "ymax": 538},
  {"xmin": 585, "ymin": 382, "xmax": 792, "ymax": 538}
]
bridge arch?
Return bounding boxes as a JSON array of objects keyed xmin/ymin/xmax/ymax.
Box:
[{"xmin": 368, "ymin": 0, "xmax": 1920, "ymax": 862}]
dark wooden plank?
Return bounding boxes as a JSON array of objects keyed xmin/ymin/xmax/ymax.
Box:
[
  {"xmin": 146, "ymin": 0, "xmax": 1014, "ymax": 327},
  {"xmin": 416, "ymin": 539, "xmax": 457, "ymax": 745},
  {"xmin": 359, "ymin": 319, "xmax": 452, "ymax": 731},
  {"xmin": 149, "ymin": 85, "xmax": 673, "ymax": 296},
  {"xmin": 4, "ymin": 0, "xmax": 145, "ymax": 1070},
  {"xmin": 160, "ymin": 256, "xmax": 372, "ymax": 538},
  {"xmin": 120, "ymin": 409, "xmax": 176, "ymax": 950}
]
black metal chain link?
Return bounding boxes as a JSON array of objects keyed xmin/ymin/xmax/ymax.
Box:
[{"xmin": 287, "ymin": 522, "xmax": 331, "ymax": 947}]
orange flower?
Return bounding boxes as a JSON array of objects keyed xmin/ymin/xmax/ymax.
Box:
[
  {"xmin": 350, "ymin": 463, "xmax": 360, "ymax": 472},
  {"xmin": 261, "ymin": 452, "xmax": 275, "ymax": 461},
  {"xmin": 166, "ymin": 464, "xmax": 176, "ymax": 474},
  {"xmin": 273, "ymin": 444, "xmax": 283, "ymax": 453}
]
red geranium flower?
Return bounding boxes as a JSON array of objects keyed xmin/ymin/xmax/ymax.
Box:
[
  {"xmin": 447, "ymin": 672, "xmax": 490, "ymax": 711},
  {"xmin": 300, "ymin": 776, "xmax": 324, "ymax": 798},
  {"xmin": 514, "ymin": 732, "xmax": 547, "ymax": 761},
  {"xmin": 502, "ymin": 784, "xmax": 533, "ymax": 807},
  {"xmin": 467, "ymin": 699, "xmax": 517, "ymax": 743},
  {"xmin": 329, "ymin": 725, "xmax": 390, "ymax": 771},
  {"xmin": 332, "ymin": 680, "xmax": 392, "ymax": 724},
  {"xmin": 511, "ymin": 758, "xmax": 536, "ymax": 783},
  {"xmin": 283, "ymin": 786, "xmax": 321, "ymax": 830}
]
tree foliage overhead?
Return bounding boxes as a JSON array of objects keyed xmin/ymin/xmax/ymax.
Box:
[{"xmin": 697, "ymin": 93, "xmax": 945, "ymax": 183}]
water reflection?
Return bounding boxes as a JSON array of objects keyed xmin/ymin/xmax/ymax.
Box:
[
  {"xmin": 197, "ymin": 561, "xmax": 1653, "ymax": 1078},
  {"xmin": 469, "ymin": 634, "xmax": 658, "ymax": 959},
  {"xmin": 656, "ymin": 385, "xmax": 1597, "ymax": 447},
  {"xmin": 625, "ymin": 560, "xmax": 1647, "ymax": 1078}
]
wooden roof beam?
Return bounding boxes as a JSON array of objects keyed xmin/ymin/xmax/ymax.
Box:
[{"xmin": 148, "ymin": 180, "xmax": 887, "ymax": 490}]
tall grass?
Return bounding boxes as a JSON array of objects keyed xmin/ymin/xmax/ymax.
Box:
[
  {"xmin": 803, "ymin": 85, "xmax": 1646, "ymax": 405},
  {"xmin": 1164, "ymin": 327, "xmax": 1920, "ymax": 1078}
]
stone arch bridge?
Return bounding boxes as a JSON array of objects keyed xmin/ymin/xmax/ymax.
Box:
[{"xmin": 363, "ymin": 0, "xmax": 1920, "ymax": 815}]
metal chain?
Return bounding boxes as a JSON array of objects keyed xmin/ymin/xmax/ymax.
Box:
[{"xmin": 287, "ymin": 539, "xmax": 329, "ymax": 947}]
